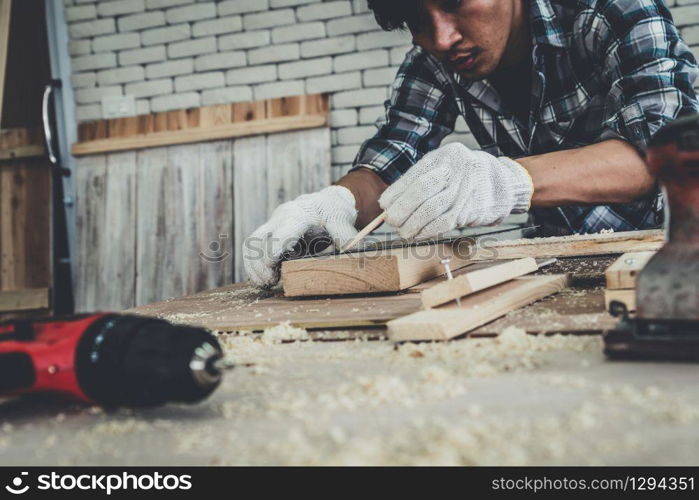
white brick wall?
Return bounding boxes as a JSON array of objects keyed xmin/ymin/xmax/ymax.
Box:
[{"xmin": 65, "ymin": 0, "xmax": 699, "ymax": 177}]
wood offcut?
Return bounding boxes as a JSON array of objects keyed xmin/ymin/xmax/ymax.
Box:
[
  {"xmin": 420, "ymin": 257, "xmax": 539, "ymax": 308},
  {"xmin": 605, "ymin": 251, "xmax": 655, "ymax": 290},
  {"xmin": 388, "ymin": 274, "xmax": 571, "ymax": 342}
]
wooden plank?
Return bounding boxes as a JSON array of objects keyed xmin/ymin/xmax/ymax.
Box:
[
  {"xmin": 605, "ymin": 251, "xmax": 655, "ymax": 290},
  {"xmin": 471, "ymin": 230, "xmax": 663, "ymax": 261},
  {"xmin": 102, "ymin": 151, "xmax": 137, "ymax": 309},
  {"xmin": 135, "ymin": 141, "xmax": 234, "ymax": 306},
  {"xmin": 0, "ymin": 287, "xmax": 48, "ymax": 312},
  {"xmin": 74, "ymin": 153, "xmax": 137, "ymax": 311},
  {"xmin": 126, "ymin": 282, "xmax": 423, "ymax": 331},
  {"xmin": 387, "ymin": 274, "xmax": 571, "ymax": 342},
  {"xmin": 282, "ymin": 230, "xmax": 663, "ymax": 297},
  {"xmin": 0, "ymin": 128, "xmax": 46, "ymax": 162},
  {"xmin": 0, "ymin": 144, "xmax": 45, "ymax": 161},
  {"xmin": 471, "ymin": 287, "xmax": 617, "ymax": 336},
  {"xmin": 72, "ymin": 94, "xmax": 330, "ymax": 156},
  {"xmin": 0, "ymin": 0, "xmax": 11, "ymax": 126},
  {"xmin": 0, "ymin": 159, "xmax": 51, "ymax": 292},
  {"xmin": 281, "ymin": 241, "xmax": 475, "ymax": 297},
  {"xmin": 420, "ymin": 257, "xmax": 538, "ymax": 308},
  {"xmin": 134, "ymin": 146, "xmax": 169, "ymax": 306},
  {"xmin": 74, "ymin": 155, "xmax": 107, "ymax": 311},
  {"xmin": 72, "ymin": 115, "xmax": 327, "ymax": 156},
  {"xmin": 605, "ymin": 289, "xmax": 636, "ymax": 312},
  {"xmin": 233, "ymin": 135, "xmax": 268, "ymax": 283},
  {"xmin": 194, "ymin": 141, "xmax": 234, "ymax": 293}
]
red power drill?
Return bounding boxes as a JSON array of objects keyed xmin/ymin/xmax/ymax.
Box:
[{"xmin": 0, "ymin": 314, "xmax": 230, "ymax": 407}]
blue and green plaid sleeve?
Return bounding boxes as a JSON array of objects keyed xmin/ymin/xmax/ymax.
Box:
[
  {"xmin": 351, "ymin": 46, "xmax": 459, "ymax": 184},
  {"xmin": 590, "ymin": 0, "xmax": 699, "ymax": 150}
]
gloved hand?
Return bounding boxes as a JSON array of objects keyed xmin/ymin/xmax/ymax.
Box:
[
  {"xmin": 378, "ymin": 143, "xmax": 533, "ymax": 240},
  {"xmin": 243, "ymin": 186, "xmax": 358, "ymax": 288}
]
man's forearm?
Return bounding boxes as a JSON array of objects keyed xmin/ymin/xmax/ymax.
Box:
[
  {"xmin": 519, "ymin": 139, "xmax": 656, "ymax": 207},
  {"xmin": 335, "ymin": 167, "xmax": 388, "ymax": 228},
  {"xmin": 337, "ymin": 139, "xmax": 655, "ymax": 229}
]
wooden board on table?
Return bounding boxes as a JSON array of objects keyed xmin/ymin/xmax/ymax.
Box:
[
  {"xmin": 471, "ymin": 230, "xmax": 663, "ymax": 261},
  {"xmin": 281, "ymin": 230, "xmax": 662, "ymax": 297},
  {"xmin": 420, "ymin": 257, "xmax": 538, "ymax": 308},
  {"xmin": 605, "ymin": 251, "xmax": 655, "ymax": 290},
  {"xmin": 0, "ymin": 287, "xmax": 48, "ymax": 312},
  {"xmin": 387, "ymin": 274, "xmax": 571, "ymax": 342},
  {"xmin": 281, "ymin": 241, "xmax": 476, "ymax": 297},
  {"xmin": 126, "ymin": 282, "xmax": 423, "ymax": 331},
  {"xmin": 470, "ymin": 287, "xmax": 617, "ymax": 336},
  {"xmin": 72, "ymin": 94, "xmax": 329, "ymax": 156},
  {"xmin": 605, "ymin": 288, "xmax": 636, "ymax": 312}
]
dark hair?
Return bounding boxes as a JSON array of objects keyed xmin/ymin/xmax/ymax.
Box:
[{"xmin": 367, "ymin": 0, "xmax": 423, "ymax": 32}]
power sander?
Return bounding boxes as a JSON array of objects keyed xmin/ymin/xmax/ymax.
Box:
[
  {"xmin": 0, "ymin": 313, "xmax": 231, "ymax": 407},
  {"xmin": 605, "ymin": 113, "xmax": 699, "ymax": 361}
]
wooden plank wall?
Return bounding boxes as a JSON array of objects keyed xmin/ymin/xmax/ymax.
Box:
[
  {"xmin": 72, "ymin": 94, "xmax": 329, "ymax": 156},
  {"xmin": 74, "ymin": 127, "xmax": 330, "ymax": 312},
  {"xmin": 0, "ymin": 158, "xmax": 51, "ymax": 291},
  {"xmin": 0, "ymin": 127, "xmax": 52, "ymax": 318}
]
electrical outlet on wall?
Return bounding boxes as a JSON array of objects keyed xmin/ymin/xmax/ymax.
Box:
[{"xmin": 101, "ymin": 95, "xmax": 136, "ymax": 118}]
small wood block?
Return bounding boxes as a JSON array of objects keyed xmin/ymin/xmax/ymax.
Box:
[
  {"xmin": 281, "ymin": 242, "xmax": 474, "ymax": 297},
  {"xmin": 604, "ymin": 289, "xmax": 636, "ymax": 312},
  {"xmin": 420, "ymin": 257, "xmax": 538, "ymax": 308},
  {"xmin": 387, "ymin": 274, "xmax": 571, "ymax": 342},
  {"xmin": 605, "ymin": 251, "xmax": 655, "ymax": 290}
]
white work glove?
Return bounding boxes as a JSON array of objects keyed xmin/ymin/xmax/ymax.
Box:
[
  {"xmin": 243, "ymin": 186, "xmax": 358, "ymax": 288},
  {"xmin": 379, "ymin": 143, "xmax": 533, "ymax": 240}
]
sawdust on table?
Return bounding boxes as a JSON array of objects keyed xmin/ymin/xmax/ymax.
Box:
[
  {"xmin": 260, "ymin": 322, "xmax": 310, "ymax": 344},
  {"xmin": 8, "ymin": 320, "xmax": 699, "ymax": 466}
]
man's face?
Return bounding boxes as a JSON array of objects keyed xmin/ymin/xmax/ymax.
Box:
[{"xmin": 410, "ymin": 0, "xmax": 519, "ymax": 79}]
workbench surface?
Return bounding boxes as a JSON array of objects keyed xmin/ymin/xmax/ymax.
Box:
[{"xmin": 3, "ymin": 256, "xmax": 699, "ymax": 466}]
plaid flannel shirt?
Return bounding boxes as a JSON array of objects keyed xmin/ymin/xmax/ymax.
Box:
[{"xmin": 352, "ymin": 0, "xmax": 699, "ymax": 236}]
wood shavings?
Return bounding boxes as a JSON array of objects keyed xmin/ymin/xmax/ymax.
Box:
[
  {"xmin": 260, "ymin": 322, "xmax": 310, "ymax": 344},
  {"xmin": 159, "ymin": 312, "xmax": 209, "ymax": 325},
  {"xmin": 5, "ymin": 292, "xmax": 699, "ymax": 467}
]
